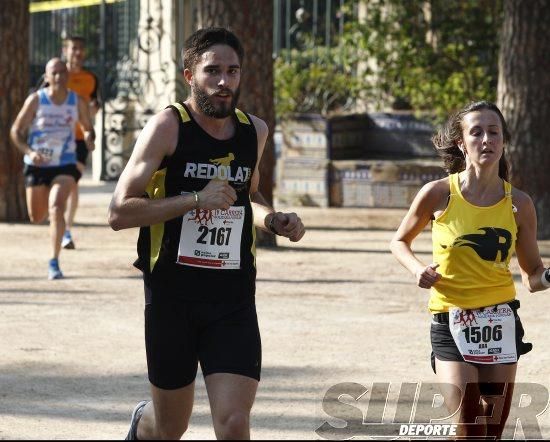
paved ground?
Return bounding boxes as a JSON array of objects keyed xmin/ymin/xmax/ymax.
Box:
[{"xmin": 1, "ymin": 176, "xmax": 550, "ymax": 440}]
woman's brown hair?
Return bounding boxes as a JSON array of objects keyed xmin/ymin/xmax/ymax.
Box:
[{"xmin": 432, "ymin": 101, "xmax": 511, "ymax": 181}]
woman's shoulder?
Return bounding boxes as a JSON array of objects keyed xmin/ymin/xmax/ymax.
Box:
[
  {"xmin": 511, "ymin": 186, "xmax": 537, "ymax": 228},
  {"xmin": 415, "ymin": 176, "xmax": 451, "ymax": 211},
  {"xmin": 420, "ymin": 176, "xmax": 450, "ymax": 198},
  {"xmin": 511, "ymin": 186, "xmax": 534, "ymax": 211}
]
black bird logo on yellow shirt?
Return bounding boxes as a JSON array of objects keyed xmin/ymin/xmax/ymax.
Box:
[{"xmin": 443, "ymin": 227, "xmax": 512, "ymax": 262}]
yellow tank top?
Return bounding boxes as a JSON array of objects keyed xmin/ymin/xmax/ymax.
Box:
[{"xmin": 429, "ymin": 173, "xmax": 517, "ymax": 313}]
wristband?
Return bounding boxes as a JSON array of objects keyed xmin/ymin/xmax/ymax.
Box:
[
  {"xmin": 542, "ymin": 268, "xmax": 550, "ymax": 289},
  {"xmin": 268, "ymin": 213, "xmax": 280, "ymax": 235},
  {"xmin": 192, "ymin": 191, "xmax": 199, "ymax": 209}
]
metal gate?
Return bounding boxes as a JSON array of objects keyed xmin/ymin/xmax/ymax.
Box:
[{"xmin": 29, "ymin": 0, "xmax": 190, "ymax": 180}]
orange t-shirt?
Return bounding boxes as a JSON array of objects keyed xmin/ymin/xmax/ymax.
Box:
[{"xmin": 67, "ymin": 69, "xmax": 98, "ymax": 140}]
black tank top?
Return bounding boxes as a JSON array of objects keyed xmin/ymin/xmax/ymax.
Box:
[{"xmin": 135, "ymin": 102, "xmax": 258, "ymax": 302}]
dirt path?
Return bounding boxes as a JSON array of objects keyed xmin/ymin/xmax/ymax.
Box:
[{"xmin": 1, "ymin": 178, "xmax": 549, "ymax": 439}]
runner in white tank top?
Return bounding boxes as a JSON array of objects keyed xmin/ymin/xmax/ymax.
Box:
[
  {"xmin": 10, "ymin": 58, "xmax": 95, "ymax": 280},
  {"xmin": 25, "ymin": 88, "xmax": 79, "ymax": 168}
]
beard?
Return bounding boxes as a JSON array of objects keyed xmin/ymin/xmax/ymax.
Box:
[{"xmin": 192, "ymin": 83, "xmax": 240, "ymax": 119}]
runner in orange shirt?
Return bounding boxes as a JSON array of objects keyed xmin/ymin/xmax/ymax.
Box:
[{"xmin": 62, "ymin": 36, "xmax": 100, "ymax": 249}]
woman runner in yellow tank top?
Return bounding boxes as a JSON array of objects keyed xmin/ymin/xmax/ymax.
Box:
[{"xmin": 390, "ymin": 101, "xmax": 550, "ymax": 439}]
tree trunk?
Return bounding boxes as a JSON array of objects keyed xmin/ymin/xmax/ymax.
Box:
[
  {"xmin": 196, "ymin": 0, "xmax": 277, "ymax": 247},
  {"xmin": 0, "ymin": 0, "xmax": 29, "ymax": 222},
  {"xmin": 497, "ymin": 0, "xmax": 550, "ymax": 238}
]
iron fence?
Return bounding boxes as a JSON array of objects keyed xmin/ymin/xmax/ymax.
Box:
[{"xmin": 273, "ymin": 0, "xmax": 357, "ymax": 57}]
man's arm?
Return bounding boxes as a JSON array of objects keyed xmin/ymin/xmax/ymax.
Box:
[
  {"xmin": 249, "ymin": 115, "xmax": 305, "ymax": 242},
  {"xmin": 108, "ymin": 108, "xmax": 237, "ymax": 231},
  {"xmin": 89, "ymin": 72, "xmax": 101, "ymax": 117},
  {"xmin": 77, "ymin": 96, "xmax": 95, "ymax": 151},
  {"xmin": 89, "ymin": 100, "xmax": 100, "ymax": 119},
  {"xmin": 9, "ymin": 93, "xmax": 45, "ymax": 164}
]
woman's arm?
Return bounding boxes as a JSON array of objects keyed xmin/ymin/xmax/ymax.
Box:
[
  {"xmin": 513, "ymin": 189, "xmax": 548, "ymax": 293},
  {"xmin": 390, "ymin": 179, "xmax": 448, "ymax": 288}
]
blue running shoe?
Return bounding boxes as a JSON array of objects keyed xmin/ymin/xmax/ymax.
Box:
[
  {"xmin": 61, "ymin": 230, "xmax": 75, "ymax": 249},
  {"xmin": 48, "ymin": 258, "xmax": 63, "ymax": 280},
  {"xmin": 125, "ymin": 400, "xmax": 149, "ymax": 440}
]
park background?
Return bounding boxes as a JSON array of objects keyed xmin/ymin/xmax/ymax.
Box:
[{"xmin": 0, "ymin": 0, "xmax": 549, "ymax": 439}]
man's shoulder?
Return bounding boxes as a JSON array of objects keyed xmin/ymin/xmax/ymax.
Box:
[
  {"xmin": 246, "ymin": 113, "xmax": 266, "ymax": 126},
  {"xmin": 166, "ymin": 101, "xmax": 193, "ymax": 124},
  {"xmin": 69, "ymin": 68, "xmax": 98, "ymax": 84},
  {"xmin": 26, "ymin": 90, "xmax": 41, "ymax": 106},
  {"xmin": 153, "ymin": 107, "xmax": 180, "ymax": 128},
  {"xmin": 81, "ymin": 68, "xmax": 97, "ymax": 78},
  {"xmin": 132, "ymin": 108, "xmax": 179, "ymax": 158},
  {"xmin": 246, "ymin": 113, "xmax": 268, "ymax": 137}
]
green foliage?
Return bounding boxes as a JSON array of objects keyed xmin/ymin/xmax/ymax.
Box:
[
  {"xmin": 274, "ymin": 0, "xmax": 502, "ymax": 122},
  {"xmin": 274, "ymin": 45, "xmax": 363, "ymax": 117}
]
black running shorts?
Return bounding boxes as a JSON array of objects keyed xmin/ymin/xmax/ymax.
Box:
[
  {"xmin": 75, "ymin": 140, "xmax": 89, "ymax": 166},
  {"xmin": 144, "ymin": 286, "xmax": 262, "ymax": 390},
  {"xmin": 24, "ymin": 164, "xmax": 81, "ymax": 187},
  {"xmin": 430, "ymin": 300, "xmax": 532, "ymax": 374}
]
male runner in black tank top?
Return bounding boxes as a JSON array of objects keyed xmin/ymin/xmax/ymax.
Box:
[{"xmin": 108, "ymin": 27, "xmax": 305, "ymax": 440}]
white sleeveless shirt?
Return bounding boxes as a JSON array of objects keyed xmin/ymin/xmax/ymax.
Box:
[{"xmin": 25, "ymin": 88, "xmax": 78, "ymax": 167}]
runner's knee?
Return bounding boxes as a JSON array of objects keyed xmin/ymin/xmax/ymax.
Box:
[
  {"xmin": 49, "ymin": 200, "xmax": 66, "ymax": 219},
  {"xmin": 156, "ymin": 422, "xmax": 188, "ymax": 440},
  {"xmin": 28, "ymin": 211, "xmax": 47, "ymax": 224},
  {"xmin": 214, "ymin": 411, "xmax": 250, "ymax": 439}
]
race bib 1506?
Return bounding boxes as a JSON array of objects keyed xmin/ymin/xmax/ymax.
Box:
[{"xmin": 449, "ymin": 304, "xmax": 517, "ymax": 364}]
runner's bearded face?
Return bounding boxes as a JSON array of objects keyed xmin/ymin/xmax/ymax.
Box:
[
  {"xmin": 191, "ymin": 44, "xmax": 241, "ymax": 119},
  {"xmin": 193, "ymin": 83, "xmax": 240, "ymax": 119}
]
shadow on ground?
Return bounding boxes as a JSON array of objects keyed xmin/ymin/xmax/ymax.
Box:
[{"xmin": 0, "ymin": 363, "xmax": 331, "ymax": 433}]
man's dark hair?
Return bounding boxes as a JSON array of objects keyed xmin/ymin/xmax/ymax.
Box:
[
  {"xmin": 63, "ymin": 35, "xmax": 86, "ymax": 46},
  {"xmin": 182, "ymin": 27, "xmax": 244, "ymax": 72}
]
